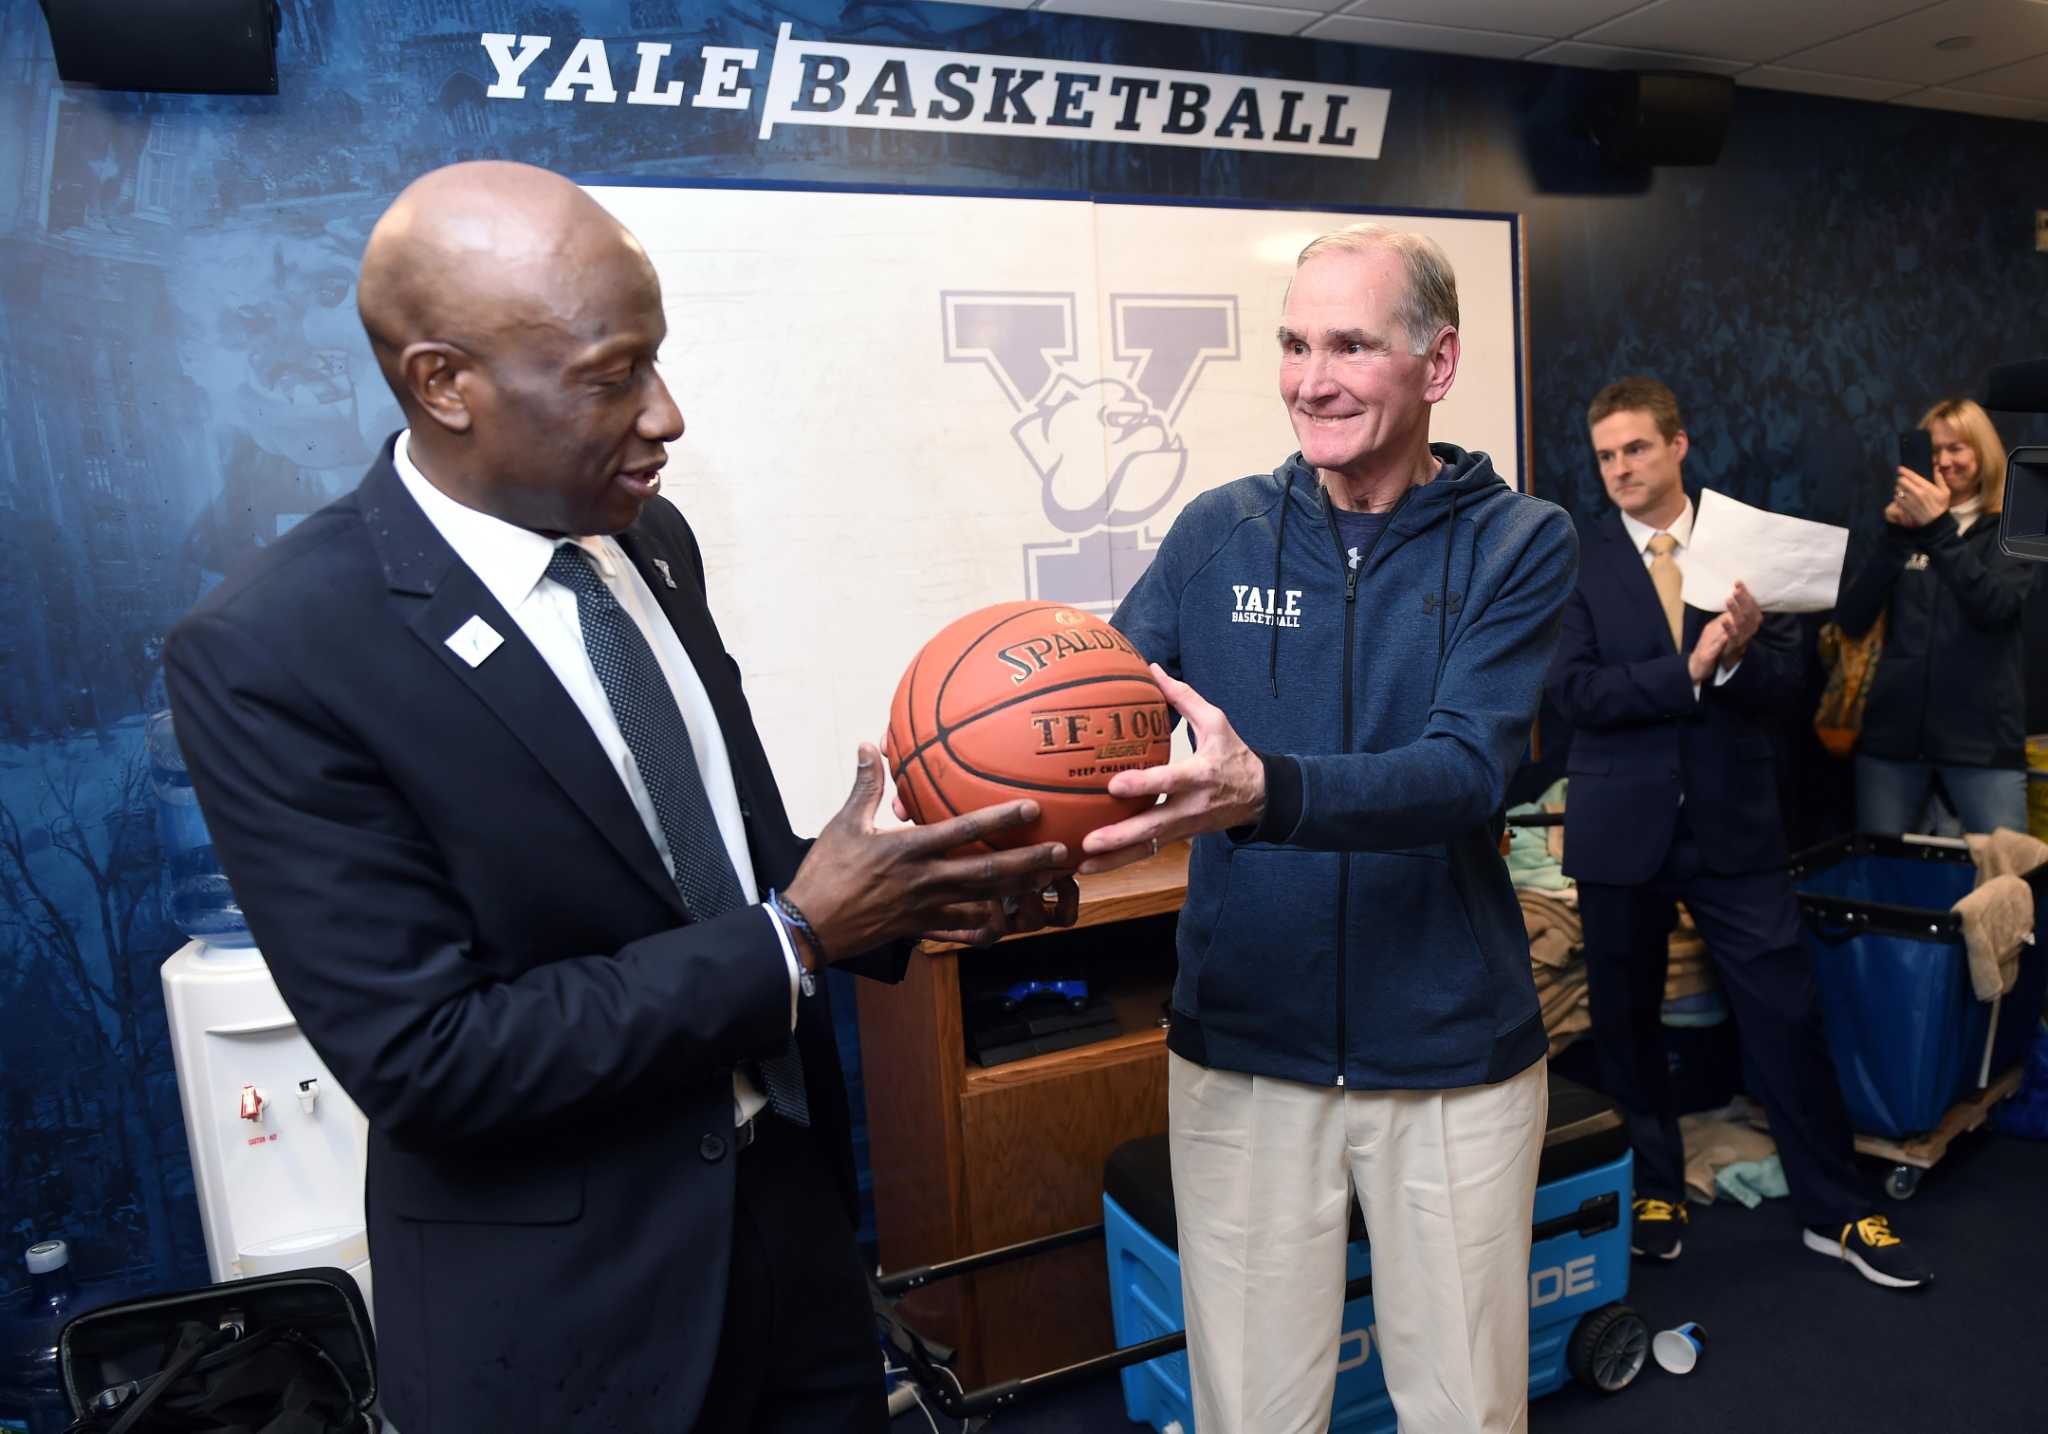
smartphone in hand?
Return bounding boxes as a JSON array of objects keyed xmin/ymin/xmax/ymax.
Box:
[{"xmin": 1899, "ymin": 428, "xmax": 1934, "ymax": 479}]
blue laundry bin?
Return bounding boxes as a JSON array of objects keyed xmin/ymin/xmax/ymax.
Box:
[
  {"xmin": 1791, "ymin": 834, "xmax": 2048, "ymax": 1140},
  {"xmin": 1103, "ymin": 1073, "xmax": 1642, "ymax": 1433}
]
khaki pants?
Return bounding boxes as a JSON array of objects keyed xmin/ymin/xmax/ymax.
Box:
[{"xmin": 1169, "ymin": 1053, "xmax": 1548, "ymax": 1434}]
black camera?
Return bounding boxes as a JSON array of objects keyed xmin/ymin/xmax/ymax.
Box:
[{"xmin": 1989, "ymin": 360, "xmax": 2048, "ymax": 562}]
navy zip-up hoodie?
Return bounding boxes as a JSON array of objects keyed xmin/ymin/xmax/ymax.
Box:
[{"xmin": 1112, "ymin": 445, "xmax": 1579, "ymax": 1091}]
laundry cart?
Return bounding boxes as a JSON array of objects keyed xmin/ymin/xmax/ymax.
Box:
[{"xmin": 1791, "ymin": 834, "xmax": 2048, "ymax": 1198}]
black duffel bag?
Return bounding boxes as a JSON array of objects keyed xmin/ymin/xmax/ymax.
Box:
[{"xmin": 57, "ymin": 1268, "xmax": 375, "ymax": 1434}]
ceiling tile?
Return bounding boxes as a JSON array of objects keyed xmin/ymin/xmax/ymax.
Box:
[
  {"xmin": 1581, "ymin": 0, "xmax": 1932, "ymax": 65},
  {"xmin": 1778, "ymin": 0, "xmax": 2048, "ymax": 84},
  {"xmin": 1336, "ymin": 0, "xmax": 1649, "ymax": 38},
  {"xmin": 1037, "ymin": 0, "xmax": 1325, "ymax": 34},
  {"xmin": 1736, "ymin": 65, "xmax": 1917, "ymax": 100},
  {"xmin": 1944, "ymin": 48, "xmax": 2048, "ymax": 97},
  {"xmin": 1301, "ymin": 13, "xmax": 1550, "ymax": 58},
  {"xmin": 1522, "ymin": 39, "xmax": 1749, "ymax": 74},
  {"xmin": 1893, "ymin": 83, "xmax": 2048, "ymax": 117}
]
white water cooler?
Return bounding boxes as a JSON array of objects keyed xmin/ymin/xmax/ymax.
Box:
[{"xmin": 162, "ymin": 939, "xmax": 373, "ymax": 1315}]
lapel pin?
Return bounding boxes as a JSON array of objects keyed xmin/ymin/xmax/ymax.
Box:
[
  {"xmin": 651, "ymin": 558, "xmax": 678, "ymax": 590},
  {"xmin": 445, "ymin": 615, "xmax": 505, "ymax": 668}
]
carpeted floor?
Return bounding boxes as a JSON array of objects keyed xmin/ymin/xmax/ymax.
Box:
[{"xmin": 898, "ymin": 1130, "xmax": 2048, "ymax": 1434}]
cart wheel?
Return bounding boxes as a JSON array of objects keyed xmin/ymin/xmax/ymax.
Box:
[
  {"xmin": 1884, "ymin": 1164, "xmax": 1922, "ymax": 1200},
  {"xmin": 1567, "ymin": 1303, "xmax": 1648, "ymax": 1393}
]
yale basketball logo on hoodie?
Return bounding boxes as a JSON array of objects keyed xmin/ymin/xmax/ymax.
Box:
[{"xmin": 1230, "ymin": 585, "xmax": 1303, "ymax": 627}]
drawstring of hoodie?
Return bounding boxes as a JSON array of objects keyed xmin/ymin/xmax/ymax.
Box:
[
  {"xmin": 1268, "ymin": 468, "xmax": 1295, "ymax": 697},
  {"xmin": 1432, "ymin": 489, "xmax": 1458, "ymax": 702}
]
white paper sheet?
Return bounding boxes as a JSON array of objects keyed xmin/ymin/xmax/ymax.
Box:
[{"xmin": 1681, "ymin": 489, "xmax": 1848, "ymax": 614}]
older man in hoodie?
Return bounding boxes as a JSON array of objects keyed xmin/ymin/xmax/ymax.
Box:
[{"xmin": 1083, "ymin": 223, "xmax": 1578, "ymax": 1434}]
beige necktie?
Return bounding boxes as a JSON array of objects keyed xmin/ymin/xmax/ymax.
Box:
[{"xmin": 1647, "ymin": 532, "xmax": 1683, "ymax": 652}]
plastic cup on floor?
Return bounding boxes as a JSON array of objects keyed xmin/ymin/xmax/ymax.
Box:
[{"xmin": 1652, "ymin": 1321, "xmax": 1706, "ymax": 1374}]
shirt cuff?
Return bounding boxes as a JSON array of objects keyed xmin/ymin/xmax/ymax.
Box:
[
  {"xmin": 1714, "ymin": 658, "xmax": 1741, "ymax": 687},
  {"xmin": 762, "ymin": 902, "xmax": 803, "ymax": 1030}
]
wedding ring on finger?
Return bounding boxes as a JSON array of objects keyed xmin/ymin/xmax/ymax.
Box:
[{"xmin": 1150, "ymin": 836, "xmax": 1160, "ymax": 857}]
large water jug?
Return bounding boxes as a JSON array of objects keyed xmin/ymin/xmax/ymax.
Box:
[
  {"xmin": 0, "ymin": 1241, "xmax": 82, "ymax": 1434},
  {"xmin": 146, "ymin": 711, "xmax": 253, "ymax": 947}
]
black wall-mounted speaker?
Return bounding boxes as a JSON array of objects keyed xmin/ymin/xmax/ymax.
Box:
[
  {"xmin": 1591, "ymin": 70, "xmax": 1733, "ymax": 167},
  {"xmin": 39, "ymin": 0, "xmax": 280, "ymax": 96}
]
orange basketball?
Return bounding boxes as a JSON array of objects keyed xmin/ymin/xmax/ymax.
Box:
[{"xmin": 885, "ymin": 602, "xmax": 1171, "ymax": 854}]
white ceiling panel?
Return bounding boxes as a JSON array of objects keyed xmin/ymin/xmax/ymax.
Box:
[
  {"xmin": 1334, "ymin": 0, "xmax": 1650, "ymax": 37},
  {"xmin": 1037, "ymin": 0, "xmax": 1326, "ymax": 34},
  {"xmin": 919, "ymin": 0, "xmax": 2048, "ymax": 121},
  {"xmin": 1299, "ymin": 14, "xmax": 1550, "ymax": 58},
  {"xmin": 1735, "ymin": 65, "xmax": 1918, "ymax": 100},
  {"xmin": 1581, "ymin": 0, "xmax": 1934, "ymax": 65},
  {"xmin": 1945, "ymin": 48, "xmax": 2048, "ymax": 97},
  {"xmin": 1778, "ymin": 0, "xmax": 2048, "ymax": 85},
  {"xmin": 1521, "ymin": 39, "xmax": 1750, "ymax": 73},
  {"xmin": 1894, "ymin": 83, "xmax": 2048, "ymax": 116}
]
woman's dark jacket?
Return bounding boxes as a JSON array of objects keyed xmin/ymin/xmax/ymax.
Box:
[{"xmin": 1837, "ymin": 511, "xmax": 2034, "ymax": 769}]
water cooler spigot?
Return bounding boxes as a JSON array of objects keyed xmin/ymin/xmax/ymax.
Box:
[{"xmin": 238, "ymin": 1084, "xmax": 265, "ymax": 1122}]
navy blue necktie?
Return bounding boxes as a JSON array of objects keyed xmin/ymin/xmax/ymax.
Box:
[{"xmin": 546, "ymin": 545, "xmax": 809, "ymax": 1126}]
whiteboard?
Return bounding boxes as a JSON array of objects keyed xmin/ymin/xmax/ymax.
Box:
[{"xmin": 588, "ymin": 184, "xmax": 1525, "ymax": 833}]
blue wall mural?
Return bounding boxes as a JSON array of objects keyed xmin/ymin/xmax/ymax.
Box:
[{"xmin": 3, "ymin": 0, "xmax": 2047, "ymax": 1305}]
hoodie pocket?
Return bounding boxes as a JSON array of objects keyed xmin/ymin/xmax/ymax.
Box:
[
  {"xmin": 1192, "ymin": 846, "xmax": 1338, "ymax": 1039},
  {"xmin": 1346, "ymin": 849, "xmax": 1495, "ymax": 1070}
]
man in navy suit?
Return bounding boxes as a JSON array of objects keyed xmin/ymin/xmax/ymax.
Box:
[
  {"xmin": 1546, "ymin": 376, "xmax": 1929, "ymax": 1289},
  {"xmin": 164, "ymin": 162, "xmax": 1078, "ymax": 1432}
]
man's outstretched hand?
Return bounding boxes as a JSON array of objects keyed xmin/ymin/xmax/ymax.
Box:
[
  {"xmin": 785, "ymin": 744, "xmax": 1077, "ymax": 957},
  {"xmin": 1077, "ymin": 664, "xmax": 1264, "ymax": 875}
]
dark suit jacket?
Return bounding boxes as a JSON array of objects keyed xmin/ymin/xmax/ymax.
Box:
[
  {"xmin": 1544, "ymin": 507, "xmax": 1798, "ymax": 886},
  {"xmin": 163, "ymin": 440, "xmax": 901, "ymax": 1432}
]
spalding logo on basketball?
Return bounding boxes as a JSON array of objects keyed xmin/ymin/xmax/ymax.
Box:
[{"xmin": 886, "ymin": 602, "xmax": 1171, "ymax": 853}]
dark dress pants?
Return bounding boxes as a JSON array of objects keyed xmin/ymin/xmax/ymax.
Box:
[
  {"xmin": 690, "ymin": 1115, "xmax": 889, "ymax": 1434},
  {"xmin": 1577, "ymin": 815, "xmax": 1867, "ymax": 1229}
]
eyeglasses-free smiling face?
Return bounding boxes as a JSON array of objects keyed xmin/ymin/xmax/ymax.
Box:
[
  {"xmin": 1927, "ymin": 418, "xmax": 1981, "ymax": 504},
  {"xmin": 1278, "ymin": 247, "xmax": 1453, "ymax": 485}
]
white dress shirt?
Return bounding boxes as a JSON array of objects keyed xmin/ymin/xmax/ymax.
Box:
[
  {"xmin": 394, "ymin": 433, "xmax": 797, "ymax": 1126},
  {"xmin": 1618, "ymin": 497, "xmax": 1739, "ymax": 695}
]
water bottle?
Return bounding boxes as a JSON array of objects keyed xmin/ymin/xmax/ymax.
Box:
[
  {"xmin": 0, "ymin": 1241, "xmax": 81, "ymax": 1434},
  {"xmin": 145, "ymin": 710, "xmax": 254, "ymax": 947}
]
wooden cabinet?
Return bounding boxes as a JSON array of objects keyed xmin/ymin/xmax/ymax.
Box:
[{"xmin": 856, "ymin": 842, "xmax": 1188, "ymax": 1385}]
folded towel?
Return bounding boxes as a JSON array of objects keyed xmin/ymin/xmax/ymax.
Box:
[
  {"xmin": 1664, "ymin": 964, "xmax": 1717, "ymax": 1001},
  {"xmin": 1539, "ymin": 979, "xmax": 1589, "ymax": 1026},
  {"xmin": 1505, "ymin": 805, "xmax": 1572, "ymax": 891},
  {"xmin": 1714, "ymin": 1156, "xmax": 1790, "ymax": 1210},
  {"xmin": 1681, "ymin": 1113, "xmax": 1779, "ymax": 1203},
  {"xmin": 1954, "ymin": 873, "xmax": 2032, "ymax": 1000},
  {"xmin": 1518, "ymin": 890, "xmax": 1584, "ymax": 951},
  {"xmin": 1528, "ymin": 925, "xmax": 1577, "ymax": 971}
]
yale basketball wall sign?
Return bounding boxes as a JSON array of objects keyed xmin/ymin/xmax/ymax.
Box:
[{"xmin": 483, "ymin": 26, "xmax": 1392, "ymax": 162}]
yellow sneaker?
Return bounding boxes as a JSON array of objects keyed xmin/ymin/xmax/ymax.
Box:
[
  {"xmin": 1801, "ymin": 1215, "xmax": 1932, "ymax": 1290},
  {"xmin": 1629, "ymin": 1196, "xmax": 1688, "ymax": 1261}
]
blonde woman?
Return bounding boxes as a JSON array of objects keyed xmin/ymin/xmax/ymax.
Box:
[{"xmin": 1837, "ymin": 398, "xmax": 2034, "ymax": 834}]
